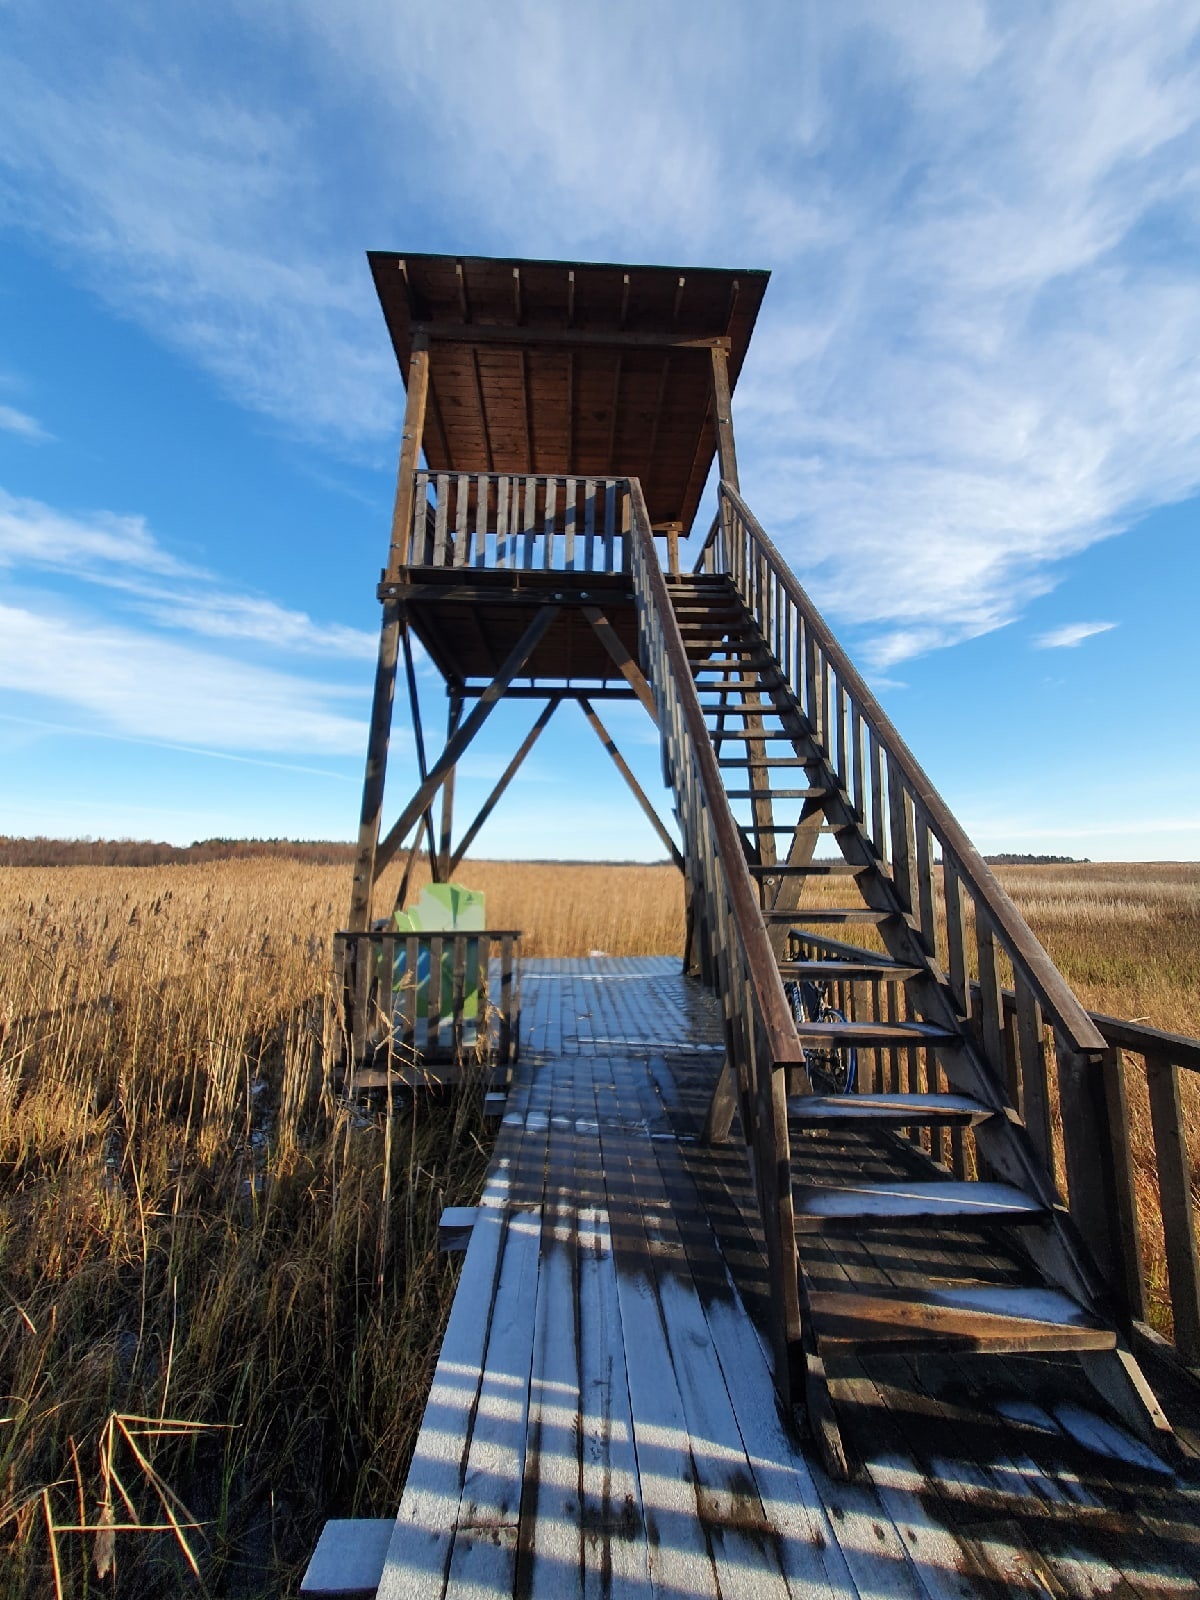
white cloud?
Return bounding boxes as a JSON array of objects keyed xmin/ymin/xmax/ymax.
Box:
[
  {"xmin": 2, "ymin": 1, "xmax": 1200, "ymax": 666},
  {"xmin": 0, "ymin": 487, "xmax": 377, "ymax": 657},
  {"xmin": 0, "ymin": 599, "xmax": 366, "ymax": 755},
  {"xmin": 1034, "ymin": 620, "xmax": 1117, "ymax": 649},
  {"xmin": 0, "ymin": 403, "xmax": 50, "ymax": 442}
]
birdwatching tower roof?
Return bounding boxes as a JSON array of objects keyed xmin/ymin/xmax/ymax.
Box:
[{"xmin": 368, "ymin": 251, "xmax": 769, "ymax": 533}]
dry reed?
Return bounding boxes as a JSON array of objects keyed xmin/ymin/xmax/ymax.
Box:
[{"xmin": 0, "ymin": 856, "xmax": 1195, "ymax": 1593}]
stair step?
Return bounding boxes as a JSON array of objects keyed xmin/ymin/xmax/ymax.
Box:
[
  {"xmin": 806, "ymin": 1286, "xmax": 1115, "ymax": 1356},
  {"xmin": 717, "ymin": 756, "xmax": 810, "ymax": 766},
  {"xmin": 793, "ymin": 1179, "xmax": 1045, "ymax": 1230},
  {"xmin": 701, "ymin": 678, "xmax": 787, "ymax": 691},
  {"xmin": 749, "ymin": 862, "xmax": 867, "ymax": 876},
  {"xmin": 710, "ymin": 729, "xmax": 794, "ymax": 740},
  {"xmin": 725, "ymin": 789, "xmax": 827, "ymax": 800},
  {"xmin": 779, "ymin": 958, "xmax": 923, "ymax": 980},
  {"xmin": 762, "ymin": 908, "xmax": 893, "ymax": 923},
  {"xmin": 791, "ymin": 1019, "xmax": 961, "ymax": 1047},
  {"xmin": 788, "ymin": 1091, "xmax": 992, "ymax": 1128},
  {"xmin": 703, "ymin": 700, "xmax": 785, "ymax": 712}
]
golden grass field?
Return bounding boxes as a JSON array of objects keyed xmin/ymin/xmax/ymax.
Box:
[{"xmin": 0, "ymin": 856, "xmax": 1196, "ymax": 1595}]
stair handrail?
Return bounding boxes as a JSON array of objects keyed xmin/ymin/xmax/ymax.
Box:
[
  {"xmin": 627, "ymin": 477, "xmax": 806, "ymax": 1394},
  {"xmin": 714, "ymin": 482, "xmax": 1108, "ymax": 1060}
]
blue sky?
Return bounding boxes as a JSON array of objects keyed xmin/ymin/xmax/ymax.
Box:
[{"xmin": 2, "ymin": 0, "xmax": 1199, "ymax": 860}]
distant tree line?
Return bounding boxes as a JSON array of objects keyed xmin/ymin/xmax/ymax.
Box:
[
  {"xmin": 0, "ymin": 836, "xmax": 358, "ymax": 867},
  {"xmin": 983, "ymin": 853, "xmax": 1088, "ymax": 865}
]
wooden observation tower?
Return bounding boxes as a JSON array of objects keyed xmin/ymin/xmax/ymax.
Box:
[
  {"xmin": 346, "ymin": 252, "xmax": 767, "ymax": 935},
  {"xmin": 330, "ymin": 253, "xmax": 1200, "ymax": 1573}
]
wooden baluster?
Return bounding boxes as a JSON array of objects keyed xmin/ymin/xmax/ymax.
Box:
[
  {"xmin": 886, "ymin": 980, "xmax": 902, "ymax": 1094},
  {"xmin": 1014, "ymin": 975, "xmax": 1053, "ymax": 1173},
  {"xmin": 564, "ymin": 477, "xmax": 577, "ymax": 571},
  {"xmin": 604, "ymin": 481, "xmax": 616, "ymax": 571},
  {"xmin": 914, "ymin": 814, "xmax": 937, "ymax": 960},
  {"xmin": 584, "ymin": 478, "xmax": 597, "ymax": 571},
  {"xmin": 1057, "ymin": 1039, "xmax": 1147, "ymax": 1328},
  {"xmin": 332, "ymin": 933, "xmax": 349, "ymax": 1059},
  {"xmin": 381, "ymin": 932, "xmax": 397, "ymax": 1069},
  {"xmin": 499, "ymin": 934, "xmax": 515, "ymax": 1065},
  {"xmin": 451, "ymin": 934, "xmax": 468, "ymax": 1062},
  {"xmin": 834, "ymin": 680, "xmax": 848, "ymax": 790},
  {"xmin": 480, "ymin": 474, "xmax": 495, "ymax": 569},
  {"xmin": 522, "ymin": 477, "xmax": 537, "ymax": 569},
  {"xmin": 1146, "ymin": 1052, "xmax": 1200, "ymax": 1360},
  {"xmin": 942, "ymin": 860, "xmax": 971, "ymax": 1178},
  {"xmin": 887, "ymin": 756, "xmax": 916, "ymax": 914},
  {"xmin": 851, "ymin": 705, "xmax": 865, "ymax": 824},
  {"xmin": 975, "ymin": 911, "xmax": 1007, "ymax": 1086},
  {"xmin": 804, "ymin": 627, "xmax": 819, "ymax": 744},
  {"xmin": 1002, "ymin": 996, "xmax": 1022, "ymax": 1111},
  {"xmin": 401, "ymin": 935, "xmax": 419, "ymax": 1058},
  {"xmin": 542, "ymin": 476, "xmax": 558, "ymax": 571},
  {"xmin": 453, "ymin": 474, "xmax": 470, "ymax": 567},
  {"xmin": 433, "ymin": 473, "xmax": 449, "ymax": 565},
  {"xmin": 412, "ymin": 471, "xmax": 428, "ymax": 564},
  {"xmin": 869, "ymin": 730, "xmax": 888, "ymax": 864},
  {"xmin": 352, "ymin": 935, "xmax": 372, "ymax": 1068},
  {"xmin": 427, "ymin": 934, "xmax": 444, "ymax": 1057}
]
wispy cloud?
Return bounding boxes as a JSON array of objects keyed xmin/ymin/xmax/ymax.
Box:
[
  {"xmin": 2, "ymin": 1, "xmax": 1200, "ymax": 666},
  {"xmin": 0, "ymin": 403, "xmax": 51, "ymax": 442},
  {"xmin": 0, "ymin": 487, "xmax": 377, "ymax": 657},
  {"xmin": 1034, "ymin": 620, "xmax": 1117, "ymax": 649},
  {"xmin": 0, "ymin": 600, "xmax": 365, "ymax": 755}
]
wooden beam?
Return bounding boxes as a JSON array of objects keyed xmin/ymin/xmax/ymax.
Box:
[
  {"xmin": 438, "ymin": 692, "xmax": 463, "ymax": 879},
  {"xmin": 582, "ymin": 606, "xmax": 657, "ymax": 723},
  {"xmin": 412, "ymin": 321, "xmax": 731, "ymax": 352},
  {"xmin": 387, "ymin": 337, "xmax": 430, "ymax": 573},
  {"xmin": 578, "ymin": 698, "xmax": 682, "ymax": 870},
  {"xmin": 709, "ymin": 343, "xmax": 740, "ymax": 491},
  {"xmin": 401, "ymin": 620, "xmax": 441, "ymax": 880},
  {"xmin": 347, "ymin": 600, "xmax": 402, "ymax": 931},
  {"xmin": 375, "ymin": 605, "xmax": 560, "ymax": 872},
  {"xmin": 448, "ymin": 698, "xmax": 560, "ymax": 873}
]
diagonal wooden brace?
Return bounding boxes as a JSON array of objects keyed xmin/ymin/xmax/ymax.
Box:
[{"xmin": 375, "ymin": 605, "xmax": 560, "ymax": 875}]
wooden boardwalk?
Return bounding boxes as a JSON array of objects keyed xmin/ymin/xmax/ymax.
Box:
[{"xmin": 375, "ymin": 958, "xmax": 1200, "ymax": 1600}]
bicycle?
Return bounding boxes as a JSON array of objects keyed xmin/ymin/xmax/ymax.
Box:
[{"xmin": 785, "ymin": 976, "xmax": 858, "ymax": 1094}]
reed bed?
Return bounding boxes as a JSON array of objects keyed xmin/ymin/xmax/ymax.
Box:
[{"xmin": 0, "ymin": 856, "xmax": 1194, "ymax": 1594}]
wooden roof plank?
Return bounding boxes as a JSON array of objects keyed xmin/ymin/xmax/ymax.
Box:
[{"xmin": 368, "ymin": 251, "xmax": 769, "ymax": 531}]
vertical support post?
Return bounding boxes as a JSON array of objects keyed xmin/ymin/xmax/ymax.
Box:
[
  {"xmin": 401, "ymin": 620, "xmax": 441, "ymax": 881},
  {"xmin": 387, "ymin": 335, "xmax": 431, "ymax": 574},
  {"xmin": 709, "ymin": 345, "xmax": 740, "ymax": 492},
  {"xmin": 348, "ymin": 600, "xmax": 403, "ymax": 931},
  {"xmin": 439, "ymin": 691, "xmax": 463, "ymax": 878},
  {"xmin": 348, "ymin": 334, "xmax": 431, "ymax": 931}
]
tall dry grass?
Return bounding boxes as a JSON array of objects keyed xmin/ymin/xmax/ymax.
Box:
[{"xmin": 0, "ymin": 856, "xmax": 1195, "ymax": 1593}]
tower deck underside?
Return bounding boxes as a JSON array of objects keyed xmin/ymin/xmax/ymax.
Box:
[{"xmin": 384, "ymin": 565, "xmax": 639, "ymax": 693}]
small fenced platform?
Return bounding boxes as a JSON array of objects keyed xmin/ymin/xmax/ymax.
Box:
[{"xmin": 333, "ymin": 929, "xmax": 521, "ymax": 1087}]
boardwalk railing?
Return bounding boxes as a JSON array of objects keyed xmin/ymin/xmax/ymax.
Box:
[
  {"xmin": 984, "ymin": 990, "xmax": 1200, "ymax": 1367},
  {"xmin": 333, "ymin": 929, "xmax": 521, "ymax": 1072},
  {"xmin": 704, "ymin": 483, "xmax": 1180, "ymax": 1331},
  {"xmin": 406, "ymin": 472, "xmax": 632, "ymax": 573},
  {"xmin": 628, "ymin": 478, "xmax": 809, "ymax": 1396}
]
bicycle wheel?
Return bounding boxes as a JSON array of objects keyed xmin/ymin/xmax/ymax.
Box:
[{"xmin": 802, "ymin": 1004, "xmax": 857, "ymax": 1094}]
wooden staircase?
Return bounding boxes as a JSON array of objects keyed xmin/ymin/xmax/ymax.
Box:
[{"xmin": 629, "ymin": 491, "xmax": 1176, "ymax": 1479}]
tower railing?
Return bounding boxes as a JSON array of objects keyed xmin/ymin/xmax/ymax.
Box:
[
  {"xmin": 406, "ymin": 472, "xmax": 632, "ymax": 573},
  {"xmin": 627, "ymin": 478, "xmax": 808, "ymax": 1394}
]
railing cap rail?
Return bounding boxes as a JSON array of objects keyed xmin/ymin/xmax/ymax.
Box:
[{"xmin": 719, "ymin": 481, "xmax": 1107, "ymax": 1056}]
